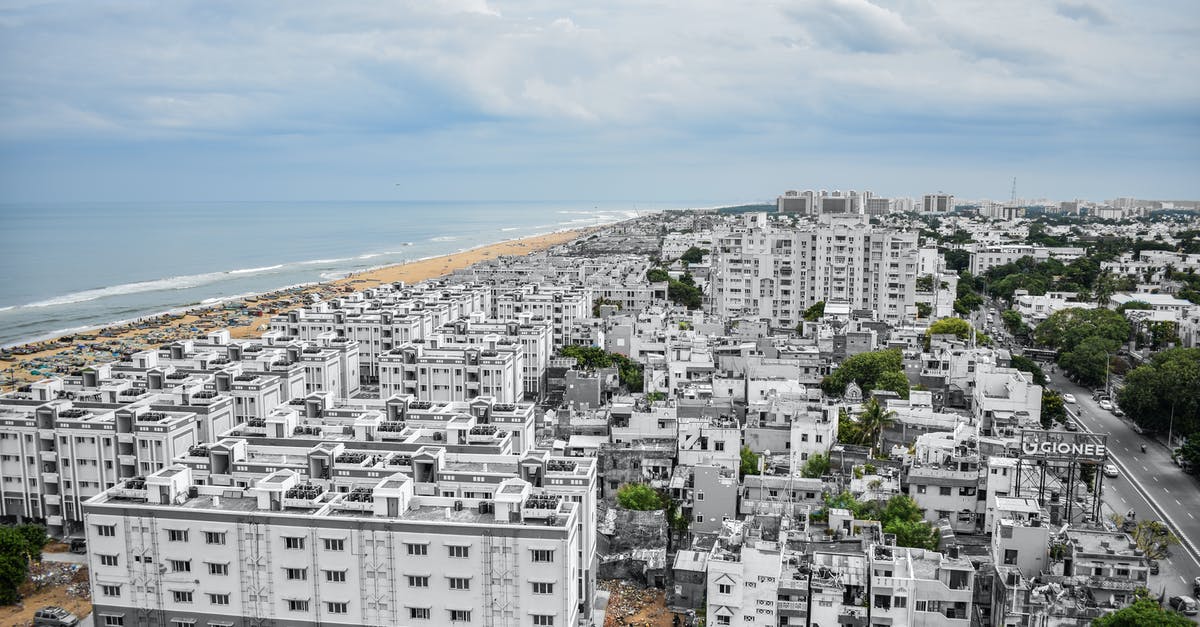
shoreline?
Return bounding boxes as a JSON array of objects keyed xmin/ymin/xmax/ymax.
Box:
[{"xmin": 0, "ymin": 226, "xmax": 596, "ymax": 386}]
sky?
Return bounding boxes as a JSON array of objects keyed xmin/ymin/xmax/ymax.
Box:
[{"xmin": 0, "ymin": 0, "xmax": 1197, "ymax": 204}]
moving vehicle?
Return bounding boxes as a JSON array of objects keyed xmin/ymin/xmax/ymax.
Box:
[
  {"xmin": 1111, "ymin": 406, "xmax": 1124, "ymax": 417},
  {"xmin": 1169, "ymin": 596, "xmax": 1198, "ymax": 616},
  {"xmin": 33, "ymin": 606, "xmax": 79, "ymax": 627},
  {"xmin": 1064, "ymin": 421, "xmax": 1079, "ymax": 432},
  {"xmin": 1149, "ymin": 559, "xmax": 1160, "ymax": 575},
  {"xmin": 1103, "ymin": 464, "xmax": 1119, "ymax": 478},
  {"xmin": 1192, "ymin": 576, "xmax": 1200, "ymax": 597},
  {"xmin": 1062, "ymin": 393, "xmax": 1076, "ymax": 404},
  {"xmin": 1098, "ymin": 399, "xmax": 1114, "ymax": 411}
]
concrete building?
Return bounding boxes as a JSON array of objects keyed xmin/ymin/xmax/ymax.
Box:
[
  {"xmin": 968, "ymin": 245, "xmax": 1086, "ymax": 276},
  {"xmin": 378, "ymin": 342, "xmax": 524, "ymax": 404},
  {"xmin": 922, "ymin": 193, "xmax": 955, "ymax": 213}
]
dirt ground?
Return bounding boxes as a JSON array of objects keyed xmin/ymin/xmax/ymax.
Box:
[
  {"xmin": 0, "ymin": 563, "xmax": 91, "ymax": 627},
  {"xmin": 601, "ymin": 580, "xmax": 682, "ymax": 627}
]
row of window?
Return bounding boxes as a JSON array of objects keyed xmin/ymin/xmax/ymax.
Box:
[{"xmin": 100, "ymin": 606, "xmax": 556, "ymax": 626}]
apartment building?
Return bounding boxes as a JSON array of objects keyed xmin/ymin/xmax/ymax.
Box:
[
  {"xmin": 493, "ymin": 286, "xmax": 591, "ymax": 350},
  {"xmin": 868, "ymin": 544, "xmax": 975, "ymax": 626},
  {"xmin": 433, "ymin": 315, "xmax": 554, "ymax": 401},
  {"xmin": 0, "ymin": 392, "xmax": 218, "ymax": 536},
  {"xmin": 908, "ymin": 424, "xmax": 983, "ymax": 533},
  {"xmin": 85, "ymin": 465, "xmax": 585, "ymax": 627},
  {"xmin": 706, "ymin": 520, "xmax": 783, "ymax": 627},
  {"xmin": 968, "ymin": 244, "xmax": 1086, "ymax": 275},
  {"xmin": 711, "ymin": 214, "xmax": 919, "ymax": 327},
  {"xmin": 379, "ymin": 342, "xmax": 524, "ymax": 404}
]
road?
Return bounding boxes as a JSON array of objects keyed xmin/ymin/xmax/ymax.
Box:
[{"xmin": 1053, "ymin": 372, "xmax": 1200, "ymax": 603}]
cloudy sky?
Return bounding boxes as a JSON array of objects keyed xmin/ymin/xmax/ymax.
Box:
[{"xmin": 0, "ymin": 0, "xmax": 1197, "ymax": 204}]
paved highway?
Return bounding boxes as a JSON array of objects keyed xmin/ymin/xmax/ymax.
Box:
[{"xmin": 1052, "ymin": 372, "xmax": 1200, "ymax": 602}]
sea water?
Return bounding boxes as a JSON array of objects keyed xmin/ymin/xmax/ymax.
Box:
[{"xmin": 0, "ymin": 200, "xmax": 673, "ymax": 347}]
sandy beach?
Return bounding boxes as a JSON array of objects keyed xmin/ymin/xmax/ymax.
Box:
[{"xmin": 0, "ymin": 228, "xmax": 592, "ymax": 388}]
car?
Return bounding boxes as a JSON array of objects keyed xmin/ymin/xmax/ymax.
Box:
[
  {"xmin": 1064, "ymin": 421, "xmax": 1079, "ymax": 432},
  {"xmin": 1193, "ymin": 576, "xmax": 1200, "ymax": 596},
  {"xmin": 1112, "ymin": 406, "xmax": 1124, "ymax": 417},
  {"xmin": 1132, "ymin": 424, "xmax": 1144, "ymax": 434},
  {"xmin": 33, "ymin": 606, "xmax": 79, "ymax": 627},
  {"xmin": 1103, "ymin": 464, "xmax": 1119, "ymax": 478},
  {"xmin": 1062, "ymin": 393, "xmax": 1076, "ymax": 404},
  {"xmin": 1169, "ymin": 596, "xmax": 1198, "ymax": 616},
  {"xmin": 1098, "ymin": 399, "xmax": 1114, "ymax": 411},
  {"xmin": 67, "ymin": 538, "xmax": 86, "ymax": 554},
  {"xmin": 1149, "ymin": 559, "xmax": 1160, "ymax": 575}
]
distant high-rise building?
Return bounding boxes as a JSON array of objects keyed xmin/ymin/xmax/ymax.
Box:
[
  {"xmin": 864, "ymin": 197, "xmax": 891, "ymax": 216},
  {"xmin": 776, "ymin": 190, "xmax": 813, "ymax": 214},
  {"xmin": 922, "ymin": 193, "xmax": 954, "ymax": 213}
]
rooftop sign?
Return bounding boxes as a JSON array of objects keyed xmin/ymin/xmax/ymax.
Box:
[{"xmin": 1019, "ymin": 430, "xmax": 1108, "ymax": 461}]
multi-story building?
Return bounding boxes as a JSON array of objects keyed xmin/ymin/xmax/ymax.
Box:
[
  {"xmin": 868, "ymin": 544, "xmax": 975, "ymax": 625},
  {"xmin": 711, "ymin": 214, "xmax": 919, "ymax": 327},
  {"xmin": 706, "ymin": 520, "xmax": 783, "ymax": 627},
  {"xmin": 432, "ymin": 316, "xmax": 554, "ymax": 400},
  {"xmin": 378, "ymin": 342, "xmax": 524, "ymax": 403},
  {"xmin": 85, "ymin": 465, "xmax": 586, "ymax": 627},
  {"xmin": 968, "ymin": 244, "xmax": 1086, "ymax": 275},
  {"xmin": 493, "ymin": 286, "xmax": 591, "ymax": 350},
  {"xmin": 922, "ymin": 193, "xmax": 955, "ymax": 213}
]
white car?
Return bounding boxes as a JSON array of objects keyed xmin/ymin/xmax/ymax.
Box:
[
  {"xmin": 1062, "ymin": 393, "xmax": 1076, "ymax": 404},
  {"xmin": 1098, "ymin": 399, "xmax": 1114, "ymax": 411},
  {"xmin": 1103, "ymin": 464, "xmax": 1119, "ymax": 478}
]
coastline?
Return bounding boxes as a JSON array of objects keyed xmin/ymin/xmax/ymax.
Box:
[{"xmin": 0, "ymin": 227, "xmax": 594, "ymax": 387}]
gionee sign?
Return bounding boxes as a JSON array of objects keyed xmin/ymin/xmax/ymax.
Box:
[{"xmin": 1019, "ymin": 430, "xmax": 1108, "ymax": 461}]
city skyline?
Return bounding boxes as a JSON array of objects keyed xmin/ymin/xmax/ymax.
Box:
[{"xmin": 1, "ymin": 1, "xmax": 1198, "ymax": 203}]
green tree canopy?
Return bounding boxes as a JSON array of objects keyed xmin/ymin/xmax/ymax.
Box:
[
  {"xmin": 801, "ymin": 453, "xmax": 831, "ymax": 478},
  {"xmin": 820, "ymin": 493, "xmax": 938, "ymax": 550},
  {"xmin": 1041, "ymin": 391, "xmax": 1066, "ymax": 429},
  {"xmin": 1118, "ymin": 348, "xmax": 1200, "ymax": 440},
  {"xmin": 616, "ymin": 483, "xmax": 664, "ymax": 511},
  {"xmin": 1034, "ymin": 307, "xmax": 1130, "ymax": 354},
  {"xmin": 0, "ymin": 524, "xmax": 48, "ymax": 605},
  {"xmin": 739, "ymin": 446, "xmax": 761, "ymax": 478},
  {"xmin": 1059, "ymin": 335, "xmax": 1120, "ymax": 387},
  {"xmin": 679, "ymin": 246, "xmax": 709, "ymax": 265},
  {"xmin": 1092, "ymin": 598, "xmax": 1193, "ymax": 627},
  {"xmin": 1010, "ymin": 355, "xmax": 1047, "ymax": 385},
  {"xmin": 646, "ymin": 267, "xmax": 670, "ymax": 283},
  {"xmin": 821, "ymin": 349, "xmax": 906, "ymax": 397},
  {"xmin": 803, "ymin": 301, "xmax": 826, "ymax": 322}
]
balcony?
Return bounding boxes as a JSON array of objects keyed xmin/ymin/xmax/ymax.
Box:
[
  {"xmin": 39, "ymin": 450, "xmax": 57, "ymax": 462},
  {"xmin": 41, "ymin": 472, "xmax": 59, "ymax": 483}
]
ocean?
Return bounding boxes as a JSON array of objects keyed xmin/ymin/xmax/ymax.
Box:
[{"xmin": 0, "ymin": 200, "xmax": 672, "ymax": 347}]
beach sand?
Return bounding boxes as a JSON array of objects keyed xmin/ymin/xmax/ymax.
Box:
[{"xmin": 0, "ymin": 228, "xmax": 592, "ymax": 387}]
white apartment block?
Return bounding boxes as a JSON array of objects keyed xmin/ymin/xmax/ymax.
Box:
[
  {"xmin": 706, "ymin": 521, "xmax": 783, "ymax": 627},
  {"xmin": 1012, "ymin": 290, "xmax": 1095, "ymax": 325},
  {"xmin": 493, "ymin": 286, "xmax": 591, "ymax": 350},
  {"xmin": 712, "ymin": 214, "xmax": 919, "ymax": 327},
  {"xmin": 379, "ymin": 342, "xmax": 524, "ymax": 404},
  {"xmin": 85, "ymin": 465, "xmax": 586, "ymax": 627},
  {"xmin": 868, "ymin": 544, "xmax": 975, "ymax": 626},
  {"xmin": 922, "ymin": 194, "xmax": 955, "ymax": 213},
  {"xmin": 968, "ymin": 244, "xmax": 1086, "ymax": 275},
  {"xmin": 972, "ymin": 364, "xmax": 1042, "ymax": 439},
  {"xmin": 0, "ymin": 393, "xmax": 220, "ymax": 536},
  {"xmin": 433, "ymin": 316, "xmax": 554, "ymax": 400}
]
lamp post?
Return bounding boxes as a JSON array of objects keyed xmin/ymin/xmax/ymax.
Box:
[{"xmin": 1167, "ymin": 401, "xmax": 1176, "ymax": 452}]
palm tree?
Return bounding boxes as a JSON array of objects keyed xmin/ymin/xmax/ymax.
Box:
[{"xmin": 859, "ymin": 397, "xmax": 896, "ymax": 456}]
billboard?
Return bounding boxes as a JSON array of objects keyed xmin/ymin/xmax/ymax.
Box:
[{"xmin": 1019, "ymin": 429, "xmax": 1108, "ymax": 461}]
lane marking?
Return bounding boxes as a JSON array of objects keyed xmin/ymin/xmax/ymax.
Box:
[
  {"xmin": 1190, "ymin": 512, "xmax": 1196, "ymax": 520},
  {"xmin": 1177, "ymin": 500, "xmax": 1183, "ymax": 506},
  {"xmin": 1165, "ymin": 488, "xmax": 1171, "ymax": 493}
]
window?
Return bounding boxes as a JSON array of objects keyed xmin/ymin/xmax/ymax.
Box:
[
  {"xmin": 448, "ymin": 545, "xmax": 470, "ymax": 558},
  {"xmin": 208, "ymin": 562, "xmax": 228, "ymax": 576},
  {"xmin": 406, "ymin": 543, "xmax": 427, "ymax": 555},
  {"xmin": 99, "ymin": 554, "xmax": 119, "ymax": 566},
  {"xmin": 167, "ymin": 529, "xmax": 188, "ymax": 542},
  {"xmin": 286, "ymin": 568, "xmax": 308, "ymax": 581},
  {"xmin": 531, "ymin": 549, "xmax": 554, "ymax": 563},
  {"xmin": 323, "ymin": 538, "xmax": 345, "ymax": 551},
  {"xmin": 208, "ymin": 593, "xmax": 230, "ymax": 606},
  {"xmin": 101, "ymin": 616, "xmax": 124, "ymax": 626},
  {"xmin": 170, "ymin": 559, "xmax": 191, "ymax": 573},
  {"xmin": 717, "ymin": 617, "xmax": 731, "ymax": 626},
  {"xmin": 533, "ymin": 616, "xmax": 555, "ymax": 626},
  {"xmin": 448, "ymin": 577, "xmax": 471, "ymax": 590},
  {"xmin": 449, "ymin": 610, "xmax": 471, "ymax": 622},
  {"xmin": 204, "ymin": 531, "xmax": 226, "ymax": 545},
  {"xmin": 532, "ymin": 582, "xmax": 554, "ymax": 594},
  {"xmin": 284, "ymin": 536, "xmax": 305, "ymax": 550},
  {"xmin": 326, "ymin": 602, "xmax": 348, "ymax": 614},
  {"xmin": 915, "ymin": 600, "xmax": 927, "ymax": 612},
  {"xmin": 1003, "ymin": 549, "xmax": 1018, "ymax": 565},
  {"xmin": 408, "ymin": 575, "xmax": 429, "ymax": 588},
  {"xmin": 101, "ymin": 585, "xmax": 121, "ymax": 597},
  {"xmin": 169, "ymin": 621, "xmax": 194, "ymax": 627},
  {"xmin": 939, "ymin": 486, "xmax": 952, "ymax": 496},
  {"xmin": 325, "ymin": 570, "xmax": 347, "ymax": 583},
  {"xmin": 287, "ymin": 600, "xmax": 309, "ymax": 612},
  {"xmin": 916, "ymin": 485, "xmax": 926, "ymax": 494},
  {"xmin": 96, "ymin": 524, "xmax": 116, "ymax": 537},
  {"xmin": 409, "ymin": 607, "xmax": 431, "ymax": 620},
  {"xmin": 714, "ymin": 441, "xmax": 725, "ymax": 451},
  {"xmin": 894, "ymin": 596, "xmax": 907, "ymax": 608},
  {"xmin": 172, "ymin": 590, "xmax": 193, "ymax": 603}
]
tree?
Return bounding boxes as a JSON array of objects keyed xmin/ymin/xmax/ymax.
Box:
[
  {"xmin": 0, "ymin": 524, "xmax": 47, "ymax": 605},
  {"xmin": 1010, "ymin": 355, "xmax": 1047, "ymax": 386},
  {"xmin": 874, "ymin": 371, "xmax": 911, "ymax": 400},
  {"xmin": 838, "ymin": 408, "xmax": 869, "ymax": 446},
  {"xmin": 925, "ymin": 317, "xmax": 975, "ymax": 348},
  {"xmin": 944, "ymin": 249, "xmax": 970, "ymax": 273},
  {"xmin": 739, "ymin": 446, "xmax": 761, "ymax": 478},
  {"xmin": 1059, "ymin": 336, "xmax": 1120, "ymax": 387},
  {"xmin": 679, "ymin": 246, "xmax": 709, "ymax": 265},
  {"xmin": 859, "ymin": 397, "xmax": 896, "ymax": 455},
  {"xmin": 1128, "ymin": 520, "xmax": 1179, "ymax": 560},
  {"xmin": 1092, "ymin": 598, "xmax": 1193, "ymax": 627},
  {"xmin": 915, "ymin": 302, "xmax": 932, "ymax": 319},
  {"xmin": 1035, "ymin": 308, "xmax": 1130, "ymax": 354},
  {"xmin": 1041, "ymin": 391, "xmax": 1066, "ymax": 429},
  {"xmin": 1001, "ymin": 310, "xmax": 1028, "ymax": 336},
  {"xmin": 801, "ymin": 453, "xmax": 831, "ymax": 478},
  {"xmin": 646, "ymin": 267, "xmax": 670, "ymax": 283},
  {"xmin": 915, "ymin": 275, "xmax": 935, "ymax": 292},
  {"xmin": 821, "ymin": 349, "xmax": 905, "ymax": 396},
  {"xmin": 1117, "ymin": 348, "xmax": 1200, "ymax": 438},
  {"xmin": 1178, "ymin": 432, "xmax": 1200, "ymax": 470},
  {"xmin": 616, "ymin": 483, "xmax": 663, "ymax": 511},
  {"xmin": 803, "ymin": 301, "xmax": 826, "ymax": 322}
]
